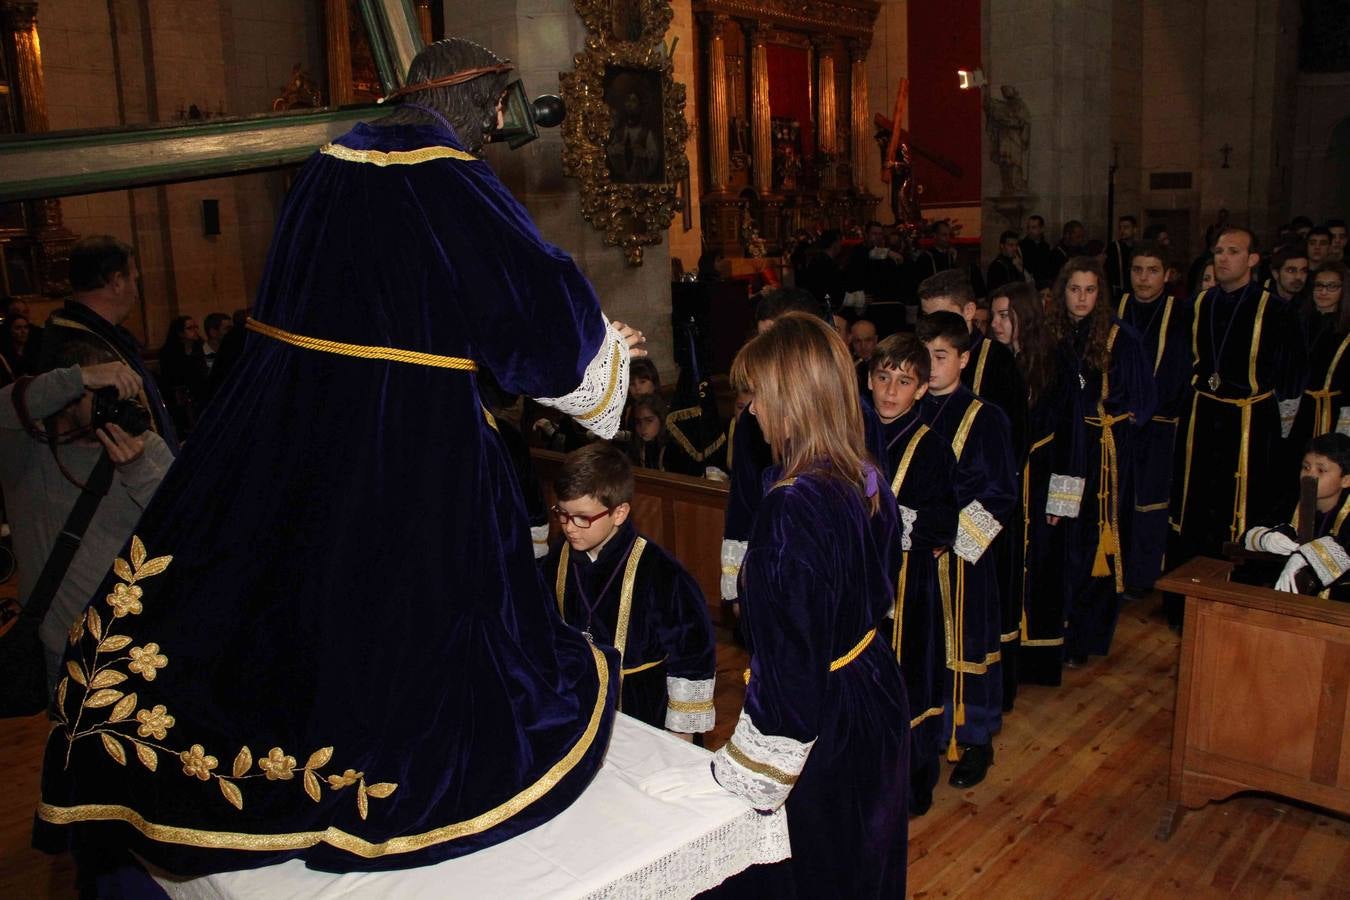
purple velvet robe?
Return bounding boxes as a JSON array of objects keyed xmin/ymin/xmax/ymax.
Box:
[{"xmin": 35, "ymin": 120, "xmax": 625, "ymax": 873}]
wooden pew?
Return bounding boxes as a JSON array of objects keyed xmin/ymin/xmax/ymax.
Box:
[
  {"xmin": 531, "ymin": 449, "xmax": 729, "ymax": 621},
  {"xmin": 1154, "ymin": 557, "xmax": 1350, "ymax": 840}
]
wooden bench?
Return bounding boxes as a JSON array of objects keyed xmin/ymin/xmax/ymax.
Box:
[{"xmin": 1155, "ymin": 557, "xmax": 1350, "ymax": 839}]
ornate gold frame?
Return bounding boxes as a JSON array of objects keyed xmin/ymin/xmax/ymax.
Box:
[{"xmin": 560, "ymin": 0, "xmax": 689, "ymax": 266}]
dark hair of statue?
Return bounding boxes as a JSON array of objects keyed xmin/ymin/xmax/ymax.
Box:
[
  {"xmin": 1050, "ymin": 255, "xmax": 1115, "ymax": 374},
  {"xmin": 380, "ymin": 38, "xmax": 513, "ymax": 153},
  {"xmin": 554, "ymin": 441, "xmax": 635, "ymax": 508}
]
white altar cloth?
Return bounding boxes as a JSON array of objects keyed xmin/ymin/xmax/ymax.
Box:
[{"xmin": 151, "ymin": 715, "xmax": 790, "ymax": 899}]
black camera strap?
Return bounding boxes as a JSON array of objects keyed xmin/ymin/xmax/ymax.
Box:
[{"xmin": 20, "ymin": 452, "xmax": 115, "ymax": 636}]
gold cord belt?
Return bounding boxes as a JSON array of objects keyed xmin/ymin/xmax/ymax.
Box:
[
  {"xmin": 1195, "ymin": 389, "xmax": 1273, "ymax": 540},
  {"xmin": 245, "ymin": 317, "xmax": 477, "ymax": 371},
  {"xmin": 1305, "ymin": 388, "xmax": 1343, "ymax": 434},
  {"xmin": 1084, "ymin": 412, "xmax": 1132, "ymax": 593},
  {"xmin": 743, "ymin": 628, "xmax": 877, "ymax": 685}
]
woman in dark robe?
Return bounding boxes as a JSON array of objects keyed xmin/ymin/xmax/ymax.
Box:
[
  {"xmin": 990, "ymin": 280, "xmax": 1067, "ymax": 684},
  {"xmin": 710, "ymin": 311, "xmax": 909, "ymax": 897},
  {"xmin": 1045, "ymin": 258, "xmax": 1156, "ymax": 664}
]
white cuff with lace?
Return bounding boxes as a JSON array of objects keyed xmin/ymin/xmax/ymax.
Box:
[
  {"xmin": 530, "ymin": 524, "xmax": 550, "ymax": 560},
  {"xmin": 954, "ymin": 500, "xmax": 1002, "ymax": 563},
  {"xmin": 535, "ymin": 316, "xmax": 629, "ymax": 439},
  {"xmin": 1046, "ymin": 474, "xmax": 1085, "ymax": 519},
  {"xmin": 720, "ymin": 538, "xmax": 748, "ymax": 601},
  {"xmin": 1298, "ymin": 535, "xmax": 1350, "ymax": 587},
  {"xmin": 711, "ymin": 712, "xmax": 813, "ymax": 811},
  {"xmin": 666, "ymin": 676, "xmax": 716, "ymax": 733}
]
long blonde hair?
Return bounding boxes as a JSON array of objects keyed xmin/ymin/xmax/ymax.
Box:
[{"xmin": 730, "ymin": 312, "xmax": 878, "ymax": 513}]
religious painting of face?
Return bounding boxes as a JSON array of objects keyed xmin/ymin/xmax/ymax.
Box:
[{"xmin": 602, "ymin": 66, "xmax": 664, "ymax": 185}]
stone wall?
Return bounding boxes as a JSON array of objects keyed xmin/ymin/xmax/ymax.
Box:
[
  {"xmin": 32, "ymin": 0, "xmax": 320, "ymax": 346},
  {"xmin": 1291, "ymin": 72, "xmax": 1350, "ymax": 223}
]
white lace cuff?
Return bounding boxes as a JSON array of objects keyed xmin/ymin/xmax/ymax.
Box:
[
  {"xmin": 711, "ymin": 712, "xmax": 814, "ymax": 811},
  {"xmin": 899, "ymin": 505, "xmax": 917, "ymax": 552},
  {"xmin": 530, "ymin": 524, "xmax": 550, "ymax": 560},
  {"xmin": 1279, "ymin": 399, "xmax": 1300, "ymax": 439},
  {"xmin": 1047, "ymin": 474, "xmax": 1085, "ymax": 518},
  {"xmin": 720, "ymin": 539, "xmax": 748, "ymax": 601},
  {"xmin": 1298, "ymin": 535, "xmax": 1350, "ymax": 587},
  {"xmin": 1338, "ymin": 406, "xmax": 1350, "ymax": 437},
  {"xmin": 535, "ymin": 316, "xmax": 629, "ymax": 439},
  {"xmin": 665, "ymin": 676, "xmax": 715, "ymax": 733},
  {"xmin": 954, "ymin": 500, "xmax": 1002, "ymax": 563}
]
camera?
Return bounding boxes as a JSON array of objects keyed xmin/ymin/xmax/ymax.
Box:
[{"xmin": 90, "ymin": 388, "xmax": 151, "ymax": 436}]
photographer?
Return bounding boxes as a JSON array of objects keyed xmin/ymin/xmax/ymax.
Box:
[{"xmin": 0, "ymin": 345, "xmax": 173, "ymax": 694}]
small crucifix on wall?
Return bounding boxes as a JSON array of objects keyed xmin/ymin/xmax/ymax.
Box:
[{"xmin": 1220, "ymin": 144, "xmax": 1233, "ymax": 169}]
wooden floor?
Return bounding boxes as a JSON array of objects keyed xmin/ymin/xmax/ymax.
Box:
[{"xmin": 4, "ymin": 597, "xmax": 1349, "ymax": 898}]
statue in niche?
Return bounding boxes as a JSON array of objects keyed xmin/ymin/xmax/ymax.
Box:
[
  {"xmin": 610, "ymin": 0, "xmax": 643, "ymax": 41},
  {"xmin": 984, "ymin": 84, "xmax": 1031, "ymax": 195}
]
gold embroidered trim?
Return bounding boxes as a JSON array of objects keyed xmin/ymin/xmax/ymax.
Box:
[
  {"xmin": 1020, "ymin": 637, "xmax": 1065, "ymax": 648},
  {"xmin": 889, "ymin": 425, "xmax": 929, "ymax": 497},
  {"xmin": 1000, "ymin": 629, "xmax": 1020, "ymax": 643},
  {"xmin": 720, "ymin": 564, "xmax": 740, "ymax": 576},
  {"xmin": 769, "ymin": 476, "xmax": 798, "ymax": 491},
  {"xmin": 665, "ymin": 405, "xmax": 728, "ymax": 462},
  {"xmin": 829, "ymin": 629, "xmax": 876, "ymax": 671},
  {"xmin": 319, "ymin": 142, "xmax": 477, "ymax": 166},
  {"xmin": 724, "ymin": 740, "xmax": 800, "ymax": 785},
  {"xmin": 667, "ymin": 697, "xmax": 715, "ymax": 713},
  {"xmin": 910, "ymin": 706, "xmax": 944, "ymax": 728},
  {"xmin": 556, "ymin": 537, "xmax": 648, "ymax": 702},
  {"xmin": 575, "ymin": 340, "xmax": 623, "ymax": 422},
  {"xmin": 972, "ymin": 340, "xmax": 991, "ymax": 395},
  {"xmin": 951, "ymin": 400, "xmax": 983, "ymax": 462},
  {"xmin": 246, "ymin": 318, "xmax": 476, "ymax": 371},
  {"xmin": 1134, "ymin": 501, "xmax": 1170, "ymax": 513},
  {"xmin": 621, "ymin": 656, "xmax": 665, "ymax": 677},
  {"xmin": 41, "ymin": 643, "xmax": 611, "ymax": 857},
  {"xmin": 948, "ymin": 650, "xmax": 1002, "ymax": 674}
]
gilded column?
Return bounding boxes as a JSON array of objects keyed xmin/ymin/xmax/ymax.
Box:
[
  {"xmin": 703, "ymin": 13, "xmax": 731, "ymax": 193},
  {"xmin": 325, "ymin": 0, "xmax": 353, "ymax": 105},
  {"xmin": 415, "ymin": 0, "xmax": 433, "ymax": 45},
  {"xmin": 813, "ymin": 36, "xmax": 837, "ymax": 188},
  {"xmin": 4, "ymin": 1, "xmax": 49, "ymax": 131},
  {"xmin": 1, "ymin": 0, "xmax": 74, "ymax": 292},
  {"xmin": 849, "ymin": 39, "xmax": 870, "ymax": 192},
  {"xmin": 745, "ymin": 20, "xmax": 772, "ymax": 196}
]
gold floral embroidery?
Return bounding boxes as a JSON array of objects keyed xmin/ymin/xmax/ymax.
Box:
[
  {"xmin": 135, "ymin": 705, "xmax": 174, "ymax": 740},
  {"xmin": 180, "ymin": 744, "xmax": 218, "ymax": 781},
  {"xmin": 127, "ymin": 643, "xmax": 167, "ymax": 680},
  {"xmin": 260, "ymin": 748, "xmax": 297, "ymax": 781},
  {"xmin": 56, "ymin": 535, "xmax": 399, "ymax": 819}
]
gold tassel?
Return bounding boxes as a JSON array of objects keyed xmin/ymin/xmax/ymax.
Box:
[
  {"xmin": 1092, "ymin": 523, "xmax": 1117, "ymax": 576},
  {"xmin": 955, "ymin": 702, "xmax": 966, "ymax": 726},
  {"xmin": 948, "ymin": 734, "xmax": 960, "ymax": 762}
]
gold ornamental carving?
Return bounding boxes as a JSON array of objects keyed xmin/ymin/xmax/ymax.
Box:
[{"xmin": 561, "ymin": 0, "xmax": 690, "ymax": 266}]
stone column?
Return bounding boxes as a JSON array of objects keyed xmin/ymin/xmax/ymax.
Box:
[
  {"xmin": 745, "ymin": 20, "xmax": 772, "ymax": 196},
  {"xmin": 325, "ymin": 0, "xmax": 353, "ymax": 105},
  {"xmin": 0, "ymin": 1, "xmax": 74, "ymax": 294},
  {"xmin": 703, "ymin": 13, "xmax": 731, "ymax": 193},
  {"xmin": 814, "ymin": 36, "xmax": 837, "ymax": 189},
  {"xmin": 849, "ymin": 39, "xmax": 871, "ymax": 192}
]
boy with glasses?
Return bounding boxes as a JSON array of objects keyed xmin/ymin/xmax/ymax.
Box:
[{"xmin": 543, "ymin": 442, "xmax": 716, "ymax": 738}]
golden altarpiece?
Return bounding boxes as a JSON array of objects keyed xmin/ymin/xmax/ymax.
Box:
[{"xmin": 692, "ymin": 0, "xmax": 880, "ymax": 259}]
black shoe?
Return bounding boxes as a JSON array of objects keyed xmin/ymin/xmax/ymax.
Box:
[
  {"xmin": 909, "ymin": 780, "xmax": 934, "ymax": 817},
  {"xmin": 1065, "ymin": 653, "xmax": 1088, "ymax": 668},
  {"xmin": 948, "ymin": 743, "xmax": 993, "ymax": 789}
]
